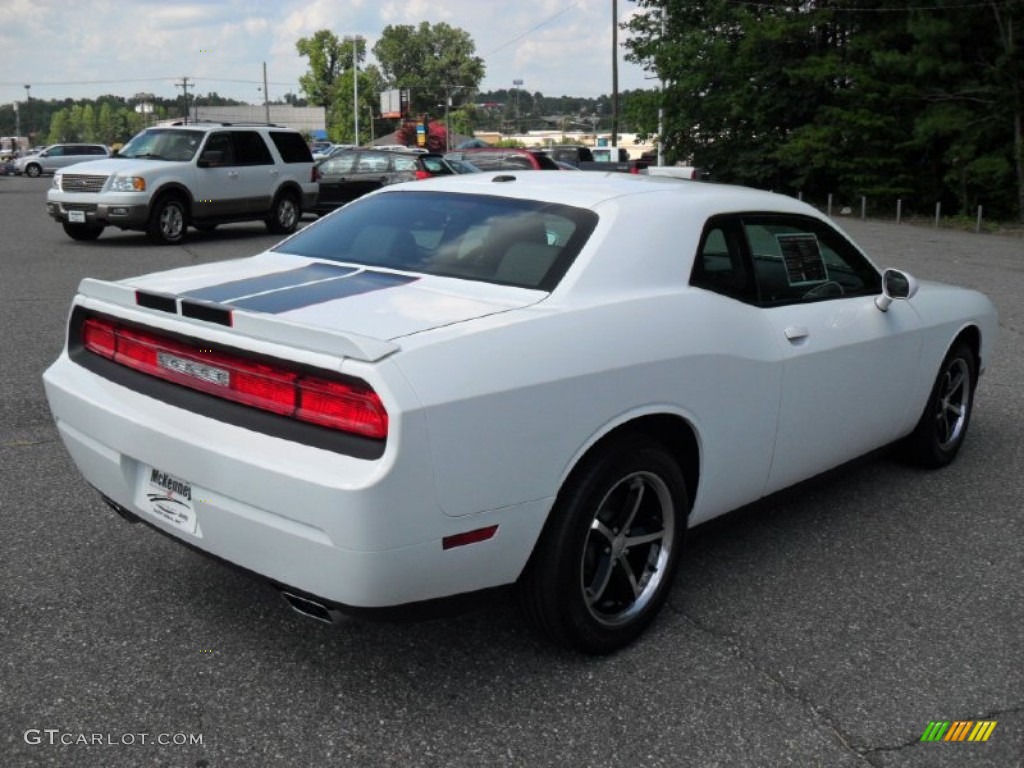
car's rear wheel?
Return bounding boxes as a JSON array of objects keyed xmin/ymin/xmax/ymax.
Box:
[
  {"xmin": 266, "ymin": 191, "xmax": 299, "ymax": 234},
  {"xmin": 902, "ymin": 341, "xmax": 976, "ymax": 467},
  {"xmin": 519, "ymin": 434, "xmax": 687, "ymax": 654},
  {"xmin": 25, "ymin": 164, "xmax": 42, "ymax": 178},
  {"xmin": 62, "ymin": 222, "xmax": 105, "ymax": 241},
  {"xmin": 147, "ymin": 195, "xmax": 187, "ymax": 245}
]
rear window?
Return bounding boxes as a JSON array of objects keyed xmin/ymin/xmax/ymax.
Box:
[
  {"xmin": 274, "ymin": 191, "xmax": 598, "ymax": 291},
  {"xmin": 269, "ymin": 131, "xmax": 314, "ymax": 163}
]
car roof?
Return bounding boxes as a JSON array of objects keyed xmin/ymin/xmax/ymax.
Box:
[{"xmin": 395, "ymin": 170, "xmax": 820, "ymax": 219}]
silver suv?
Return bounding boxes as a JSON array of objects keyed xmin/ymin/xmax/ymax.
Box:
[
  {"xmin": 16, "ymin": 144, "xmax": 110, "ymax": 177},
  {"xmin": 46, "ymin": 123, "xmax": 317, "ymax": 244}
]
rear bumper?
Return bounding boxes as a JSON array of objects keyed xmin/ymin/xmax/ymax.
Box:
[{"xmin": 42, "ymin": 353, "xmax": 547, "ymax": 609}]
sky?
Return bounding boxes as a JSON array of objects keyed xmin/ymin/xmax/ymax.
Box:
[{"xmin": 0, "ymin": 0, "xmax": 656, "ymax": 109}]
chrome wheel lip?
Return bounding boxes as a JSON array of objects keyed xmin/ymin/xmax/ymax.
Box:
[
  {"xmin": 580, "ymin": 470, "xmax": 675, "ymax": 628},
  {"xmin": 935, "ymin": 357, "xmax": 970, "ymax": 450}
]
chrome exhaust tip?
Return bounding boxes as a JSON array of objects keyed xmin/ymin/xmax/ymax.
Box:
[
  {"xmin": 100, "ymin": 494, "xmax": 140, "ymax": 524},
  {"xmin": 281, "ymin": 591, "xmax": 339, "ymax": 624}
]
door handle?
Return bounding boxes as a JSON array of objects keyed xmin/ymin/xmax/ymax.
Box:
[{"xmin": 784, "ymin": 325, "xmax": 809, "ymax": 342}]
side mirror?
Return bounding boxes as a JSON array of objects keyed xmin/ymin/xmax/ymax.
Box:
[{"xmin": 875, "ymin": 268, "xmax": 919, "ymax": 312}]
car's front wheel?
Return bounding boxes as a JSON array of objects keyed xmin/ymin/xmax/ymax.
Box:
[
  {"xmin": 25, "ymin": 164, "xmax": 42, "ymax": 178},
  {"xmin": 147, "ymin": 195, "xmax": 188, "ymax": 245},
  {"xmin": 62, "ymin": 222, "xmax": 105, "ymax": 241},
  {"xmin": 519, "ymin": 434, "xmax": 688, "ymax": 654},
  {"xmin": 902, "ymin": 341, "xmax": 977, "ymax": 467},
  {"xmin": 266, "ymin": 191, "xmax": 299, "ymax": 234}
]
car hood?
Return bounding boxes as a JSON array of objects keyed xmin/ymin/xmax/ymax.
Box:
[
  {"xmin": 124, "ymin": 252, "xmax": 546, "ymax": 341},
  {"xmin": 56, "ymin": 158, "xmax": 171, "ymax": 176}
]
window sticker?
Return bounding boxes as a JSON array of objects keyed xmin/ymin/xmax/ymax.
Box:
[{"xmin": 777, "ymin": 233, "xmax": 827, "ymax": 286}]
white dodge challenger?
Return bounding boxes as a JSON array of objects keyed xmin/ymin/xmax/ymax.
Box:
[{"xmin": 43, "ymin": 172, "xmax": 997, "ymax": 653}]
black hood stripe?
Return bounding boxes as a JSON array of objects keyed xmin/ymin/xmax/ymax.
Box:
[
  {"xmin": 230, "ymin": 271, "xmax": 418, "ymax": 314},
  {"xmin": 181, "ymin": 263, "xmax": 357, "ymax": 303}
]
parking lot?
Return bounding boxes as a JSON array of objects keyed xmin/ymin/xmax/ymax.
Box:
[{"xmin": 1, "ymin": 173, "xmax": 1021, "ymax": 767}]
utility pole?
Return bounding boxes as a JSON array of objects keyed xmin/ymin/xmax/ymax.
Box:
[
  {"xmin": 345, "ymin": 35, "xmax": 364, "ymax": 145},
  {"xmin": 175, "ymin": 77, "xmax": 194, "ymax": 124},
  {"xmin": 611, "ymin": 0, "xmax": 619, "ymax": 149},
  {"xmin": 262, "ymin": 62, "xmax": 270, "ymax": 124}
]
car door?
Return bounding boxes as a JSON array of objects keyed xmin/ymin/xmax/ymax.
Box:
[
  {"xmin": 194, "ymin": 132, "xmax": 239, "ymax": 218},
  {"xmin": 349, "ymin": 151, "xmax": 393, "ymax": 197},
  {"xmin": 227, "ymin": 130, "xmax": 277, "ymax": 214},
  {"xmin": 39, "ymin": 145, "xmax": 64, "ymax": 173},
  {"xmin": 741, "ymin": 215, "xmax": 924, "ymax": 493},
  {"xmin": 315, "ymin": 152, "xmax": 358, "ymax": 209}
]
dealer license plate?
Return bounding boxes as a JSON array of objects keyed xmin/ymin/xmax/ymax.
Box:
[
  {"xmin": 67, "ymin": 210, "xmax": 86, "ymax": 223},
  {"xmin": 140, "ymin": 467, "xmax": 197, "ymax": 535}
]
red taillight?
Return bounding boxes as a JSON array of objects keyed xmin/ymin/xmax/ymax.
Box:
[
  {"xmin": 81, "ymin": 316, "xmax": 387, "ymax": 439},
  {"xmin": 414, "ymin": 169, "xmax": 431, "ymax": 180},
  {"xmin": 311, "ymin": 166, "xmax": 321, "ymax": 182}
]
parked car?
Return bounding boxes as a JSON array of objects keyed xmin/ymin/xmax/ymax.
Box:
[
  {"xmin": 0, "ymin": 159, "xmax": 16, "ymax": 176},
  {"xmin": 443, "ymin": 157, "xmax": 483, "ymax": 174},
  {"xmin": 540, "ymin": 145, "xmax": 594, "ymax": 167},
  {"xmin": 311, "ymin": 149, "xmax": 452, "ymax": 213},
  {"xmin": 43, "ymin": 173, "xmax": 996, "ymax": 654},
  {"xmin": 46, "ymin": 123, "xmax": 317, "ymax": 244},
  {"xmin": 16, "ymin": 143, "xmax": 110, "ymax": 177},
  {"xmin": 443, "ymin": 148, "xmax": 560, "ymax": 171}
]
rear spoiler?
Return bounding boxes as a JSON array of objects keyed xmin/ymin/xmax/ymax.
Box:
[{"xmin": 76, "ymin": 278, "xmax": 400, "ymax": 363}]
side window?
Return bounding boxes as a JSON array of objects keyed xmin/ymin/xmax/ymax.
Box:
[
  {"xmin": 47, "ymin": 146, "xmax": 64, "ymax": 157},
  {"xmin": 500, "ymin": 153, "xmax": 533, "ymax": 170},
  {"xmin": 202, "ymin": 133, "xmax": 234, "ymax": 165},
  {"xmin": 690, "ymin": 218, "xmax": 755, "ymax": 302},
  {"xmin": 392, "ymin": 155, "xmax": 417, "ymax": 172},
  {"xmin": 355, "ymin": 153, "xmax": 390, "ymax": 173},
  {"xmin": 466, "ymin": 151, "xmax": 500, "ymax": 170},
  {"xmin": 231, "ymin": 131, "xmax": 273, "ymax": 165},
  {"xmin": 320, "ymin": 154, "xmax": 356, "ymax": 174},
  {"xmin": 269, "ymin": 131, "xmax": 313, "ymax": 163},
  {"xmin": 743, "ymin": 216, "xmax": 881, "ymax": 305}
]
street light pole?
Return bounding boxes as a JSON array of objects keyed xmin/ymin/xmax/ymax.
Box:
[
  {"xmin": 345, "ymin": 35, "xmax": 364, "ymax": 145},
  {"xmin": 23, "ymin": 84, "xmax": 31, "ymax": 141}
]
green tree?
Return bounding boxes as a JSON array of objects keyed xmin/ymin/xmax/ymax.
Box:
[
  {"xmin": 373, "ymin": 22, "xmax": 484, "ymax": 118},
  {"xmin": 48, "ymin": 109, "xmax": 70, "ymax": 144},
  {"xmin": 329, "ymin": 64, "xmax": 386, "ymax": 145},
  {"xmin": 296, "ymin": 30, "xmax": 364, "ymax": 116}
]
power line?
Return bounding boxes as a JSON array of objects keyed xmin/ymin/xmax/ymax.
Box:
[{"xmin": 488, "ymin": 2, "xmax": 580, "ymax": 56}]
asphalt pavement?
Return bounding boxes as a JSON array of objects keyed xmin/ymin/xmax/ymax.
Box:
[{"xmin": 1, "ymin": 174, "xmax": 1021, "ymax": 767}]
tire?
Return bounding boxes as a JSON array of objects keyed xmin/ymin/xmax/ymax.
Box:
[
  {"xmin": 62, "ymin": 222, "xmax": 104, "ymax": 241},
  {"xmin": 901, "ymin": 341, "xmax": 976, "ymax": 468},
  {"xmin": 147, "ymin": 195, "xmax": 188, "ymax": 245},
  {"xmin": 25, "ymin": 164, "xmax": 42, "ymax": 178},
  {"xmin": 519, "ymin": 434, "xmax": 688, "ymax": 654},
  {"xmin": 265, "ymin": 191, "xmax": 299, "ymax": 234}
]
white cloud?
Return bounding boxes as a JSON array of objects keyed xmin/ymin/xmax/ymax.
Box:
[{"xmin": 0, "ymin": 0, "xmax": 651, "ymax": 106}]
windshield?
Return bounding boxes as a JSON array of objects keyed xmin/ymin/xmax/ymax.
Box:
[
  {"xmin": 274, "ymin": 190, "xmax": 598, "ymax": 291},
  {"xmin": 118, "ymin": 128, "xmax": 204, "ymax": 161}
]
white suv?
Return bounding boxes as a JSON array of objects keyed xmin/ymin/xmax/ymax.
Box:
[{"xmin": 46, "ymin": 123, "xmax": 317, "ymax": 244}]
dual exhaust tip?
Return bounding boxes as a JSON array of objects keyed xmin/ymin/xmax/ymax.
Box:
[{"xmin": 102, "ymin": 492, "xmax": 345, "ymax": 626}]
